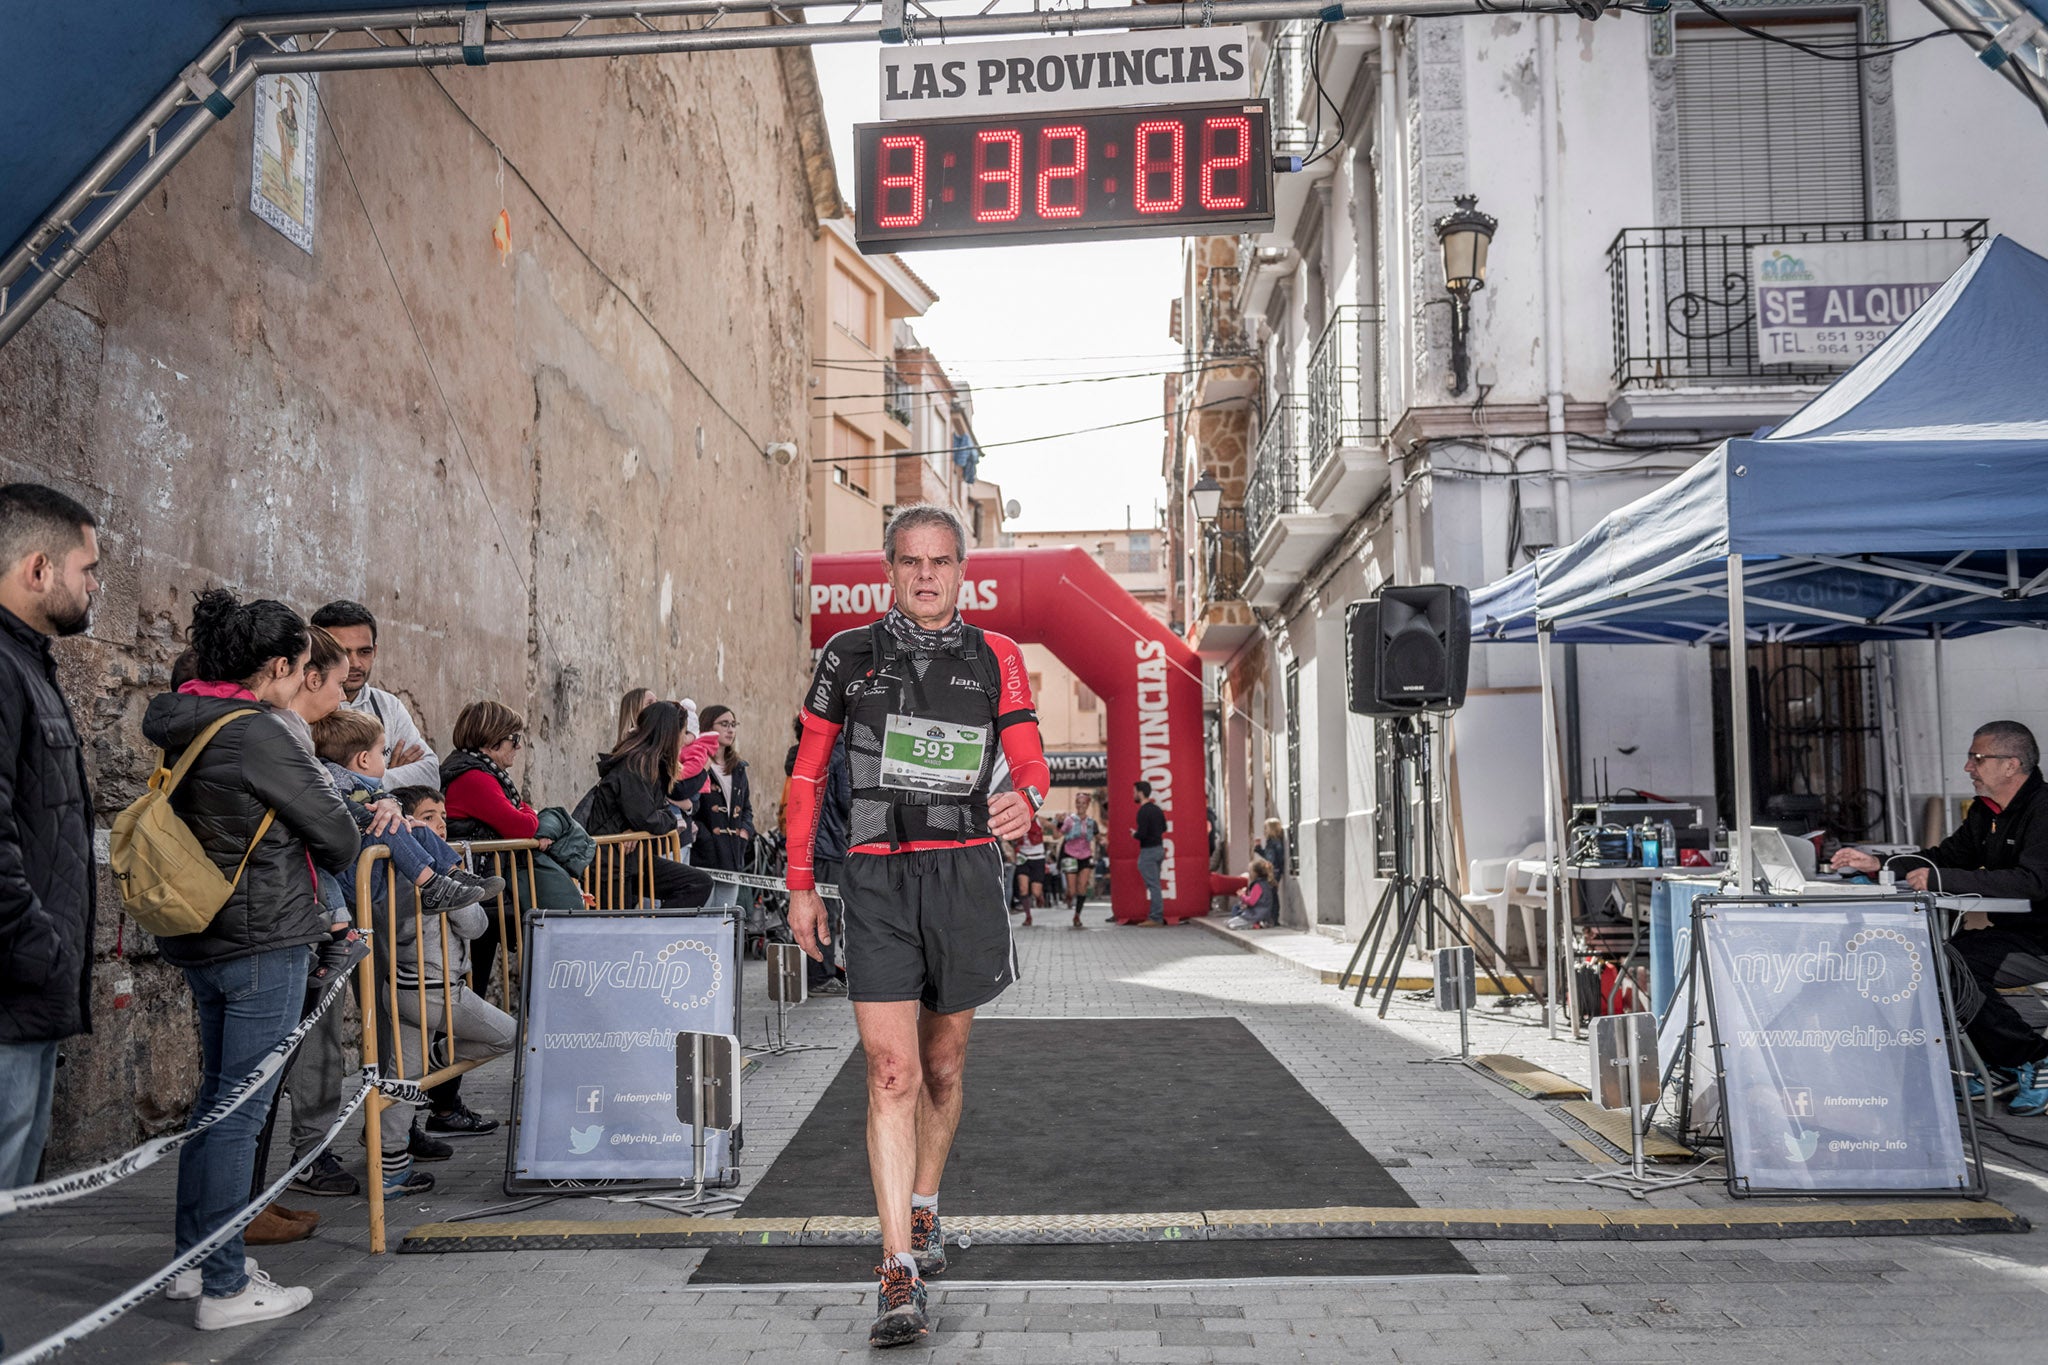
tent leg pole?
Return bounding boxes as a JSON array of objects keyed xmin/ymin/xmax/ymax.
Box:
[
  {"xmin": 1539, "ymin": 628, "xmax": 1563, "ymax": 1039},
  {"xmin": 1728, "ymin": 555, "xmax": 1754, "ymax": 888},
  {"xmin": 1934, "ymin": 626, "xmax": 1950, "ymax": 838}
]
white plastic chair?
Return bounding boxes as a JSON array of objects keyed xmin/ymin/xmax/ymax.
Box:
[{"xmin": 1462, "ymin": 841, "xmax": 1548, "ymax": 970}]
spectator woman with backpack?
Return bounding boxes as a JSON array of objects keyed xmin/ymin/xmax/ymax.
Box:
[
  {"xmin": 585, "ymin": 700, "xmax": 716, "ymax": 907},
  {"xmin": 141, "ymin": 589, "xmax": 359, "ymax": 1331}
]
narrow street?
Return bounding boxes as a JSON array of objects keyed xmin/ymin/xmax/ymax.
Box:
[{"xmin": 9, "ymin": 920, "xmax": 2046, "ymax": 1363}]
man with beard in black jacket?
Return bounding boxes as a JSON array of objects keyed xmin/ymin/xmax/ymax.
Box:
[
  {"xmin": 1834, "ymin": 719, "xmax": 2048, "ymax": 1113},
  {"xmin": 0, "ymin": 484, "xmax": 100, "ymax": 1196}
]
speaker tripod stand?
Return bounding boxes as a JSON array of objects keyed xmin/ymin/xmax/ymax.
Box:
[{"xmin": 1342, "ymin": 717, "xmax": 1537, "ymax": 1018}]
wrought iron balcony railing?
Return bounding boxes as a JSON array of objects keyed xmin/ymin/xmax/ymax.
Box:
[
  {"xmin": 1197, "ymin": 265, "xmax": 1256, "ymax": 362},
  {"xmin": 1607, "ymin": 219, "xmax": 1988, "ymax": 388},
  {"xmin": 1306, "ymin": 304, "xmax": 1382, "ymax": 477},
  {"xmin": 883, "ymin": 364, "xmax": 913, "ymax": 425},
  {"xmin": 1258, "ymin": 21, "xmax": 1315, "ymax": 157},
  {"xmin": 1247, "ymin": 395, "xmax": 1311, "ymax": 548},
  {"xmin": 1202, "ymin": 508, "xmax": 1250, "ymax": 606}
]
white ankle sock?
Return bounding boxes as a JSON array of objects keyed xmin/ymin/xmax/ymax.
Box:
[
  {"xmin": 910, "ymin": 1192, "xmax": 938, "ymax": 1213},
  {"xmin": 889, "ymin": 1251, "xmax": 919, "ymax": 1277}
]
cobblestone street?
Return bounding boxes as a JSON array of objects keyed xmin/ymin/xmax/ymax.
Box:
[{"xmin": 8, "ymin": 914, "xmax": 2048, "ymax": 1364}]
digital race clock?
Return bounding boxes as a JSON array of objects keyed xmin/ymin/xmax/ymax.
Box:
[{"xmin": 853, "ymin": 100, "xmax": 1273, "ymax": 252}]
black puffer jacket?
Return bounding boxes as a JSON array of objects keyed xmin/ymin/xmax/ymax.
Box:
[
  {"xmin": 139, "ymin": 691, "xmax": 360, "ymax": 968},
  {"xmin": 0, "ymin": 605, "xmax": 95, "ymax": 1045},
  {"xmin": 584, "ymin": 752, "xmax": 683, "ymax": 840}
]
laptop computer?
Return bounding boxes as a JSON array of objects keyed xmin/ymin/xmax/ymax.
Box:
[{"xmin": 1747, "ymin": 826, "xmax": 2032, "ymax": 914}]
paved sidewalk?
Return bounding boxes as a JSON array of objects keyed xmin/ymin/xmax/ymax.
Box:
[{"xmin": 6, "ymin": 909, "xmax": 2048, "ymax": 1363}]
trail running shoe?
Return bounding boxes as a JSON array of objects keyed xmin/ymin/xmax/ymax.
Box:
[
  {"xmin": 868, "ymin": 1260, "xmax": 929, "ymax": 1348},
  {"xmin": 2010, "ymin": 1061, "xmax": 2048, "ymax": 1116},
  {"xmin": 911, "ymin": 1206, "xmax": 948, "ymax": 1277}
]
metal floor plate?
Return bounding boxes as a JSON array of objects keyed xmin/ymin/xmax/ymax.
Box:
[{"xmin": 398, "ymin": 1200, "xmax": 2028, "ymax": 1252}]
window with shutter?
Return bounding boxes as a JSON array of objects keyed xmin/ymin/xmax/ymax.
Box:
[{"xmin": 1673, "ymin": 20, "xmax": 1866, "ymax": 225}]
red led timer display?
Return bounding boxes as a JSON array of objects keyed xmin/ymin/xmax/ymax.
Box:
[{"xmin": 856, "ymin": 101, "xmax": 1272, "ymax": 250}]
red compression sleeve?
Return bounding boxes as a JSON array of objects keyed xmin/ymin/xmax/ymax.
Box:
[
  {"xmin": 987, "ymin": 632, "xmax": 1051, "ymax": 797},
  {"xmin": 783, "ymin": 713, "xmax": 842, "ymax": 891},
  {"xmin": 999, "ymin": 715, "xmax": 1051, "ymax": 798}
]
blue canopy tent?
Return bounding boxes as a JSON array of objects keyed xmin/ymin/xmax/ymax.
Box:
[{"xmin": 1470, "ymin": 233, "xmax": 2048, "ymax": 1031}]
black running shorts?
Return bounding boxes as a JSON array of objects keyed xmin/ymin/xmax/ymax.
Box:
[{"xmin": 841, "ymin": 843, "xmax": 1017, "ymax": 1014}]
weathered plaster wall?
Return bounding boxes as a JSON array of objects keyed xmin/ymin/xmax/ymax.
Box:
[{"xmin": 0, "ymin": 35, "xmax": 828, "ymax": 1167}]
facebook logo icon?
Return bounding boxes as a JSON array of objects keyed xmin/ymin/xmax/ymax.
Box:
[{"xmin": 576, "ymin": 1087, "xmax": 604, "ymax": 1115}]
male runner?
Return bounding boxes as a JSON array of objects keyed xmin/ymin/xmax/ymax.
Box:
[{"xmin": 786, "ymin": 504, "xmax": 1050, "ymax": 1349}]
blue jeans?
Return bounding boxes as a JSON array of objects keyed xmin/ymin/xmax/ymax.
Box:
[
  {"xmin": 1139, "ymin": 846, "xmax": 1167, "ymax": 922},
  {"xmin": 0, "ymin": 1039, "xmax": 59, "ymax": 1188},
  {"xmin": 337, "ymin": 825, "xmax": 461, "ymax": 918},
  {"xmin": 175, "ymin": 945, "xmax": 310, "ymax": 1298}
]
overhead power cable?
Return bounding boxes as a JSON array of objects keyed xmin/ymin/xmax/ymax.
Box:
[
  {"xmin": 811, "ymin": 359, "xmax": 1257, "ymax": 401},
  {"xmin": 1669, "ymin": 0, "xmax": 1989, "ymax": 59},
  {"xmin": 822, "ymin": 397, "xmax": 1245, "ymax": 464}
]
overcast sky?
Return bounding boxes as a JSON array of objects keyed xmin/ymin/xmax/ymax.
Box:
[{"xmin": 810, "ymin": 44, "xmax": 1182, "ymax": 534}]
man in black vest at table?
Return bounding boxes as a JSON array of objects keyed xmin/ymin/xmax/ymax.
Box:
[{"xmin": 1833, "ymin": 719, "xmax": 2048, "ymax": 1113}]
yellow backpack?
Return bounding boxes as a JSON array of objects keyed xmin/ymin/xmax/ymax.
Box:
[{"xmin": 110, "ymin": 709, "xmax": 276, "ymax": 937}]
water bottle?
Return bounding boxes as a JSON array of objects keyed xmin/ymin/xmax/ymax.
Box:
[
  {"xmin": 1638, "ymin": 820, "xmax": 1660, "ymax": 869},
  {"xmin": 1660, "ymin": 820, "xmax": 1678, "ymax": 868}
]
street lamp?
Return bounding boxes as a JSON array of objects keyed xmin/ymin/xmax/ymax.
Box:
[
  {"xmin": 1432, "ymin": 194, "xmax": 1498, "ymax": 398},
  {"xmin": 1189, "ymin": 470, "xmax": 1224, "ymax": 523}
]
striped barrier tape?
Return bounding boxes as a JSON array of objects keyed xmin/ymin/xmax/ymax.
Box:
[
  {"xmin": 0, "ymin": 958, "xmax": 363, "ymax": 1216},
  {"xmin": 696, "ymin": 868, "xmax": 839, "ymax": 900},
  {"xmin": 0, "ymin": 1065, "xmax": 420, "ymax": 1365}
]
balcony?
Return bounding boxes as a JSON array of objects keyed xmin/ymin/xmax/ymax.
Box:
[
  {"xmin": 1606, "ymin": 219, "xmax": 1988, "ymax": 432},
  {"xmin": 1245, "ymin": 396, "xmax": 1341, "ymax": 608},
  {"xmin": 1258, "ymin": 21, "xmax": 1315, "ymax": 157},
  {"xmin": 1190, "ymin": 506, "xmax": 1256, "ymax": 659},
  {"xmin": 1304, "ymin": 304, "xmax": 1386, "ymax": 519},
  {"xmin": 1193, "ymin": 265, "xmax": 1260, "ymax": 404},
  {"xmin": 1202, "ymin": 511, "xmax": 1249, "ymax": 605},
  {"xmin": 882, "ymin": 364, "xmax": 913, "ymax": 428}
]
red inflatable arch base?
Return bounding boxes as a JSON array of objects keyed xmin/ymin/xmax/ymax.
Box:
[{"xmin": 809, "ymin": 547, "xmax": 1211, "ymax": 923}]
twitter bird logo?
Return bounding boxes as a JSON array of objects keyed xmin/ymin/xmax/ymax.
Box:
[{"xmin": 569, "ymin": 1124, "xmax": 604, "ymax": 1154}]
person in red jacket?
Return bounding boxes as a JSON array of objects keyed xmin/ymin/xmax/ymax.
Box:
[{"xmin": 786, "ymin": 505, "xmax": 1049, "ymax": 1350}]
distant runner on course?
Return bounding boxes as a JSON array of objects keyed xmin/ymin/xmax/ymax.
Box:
[{"xmin": 785, "ymin": 504, "xmax": 1050, "ymax": 1349}]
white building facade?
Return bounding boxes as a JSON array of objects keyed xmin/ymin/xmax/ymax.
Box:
[{"xmin": 1169, "ymin": 4, "xmax": 2048, "ymax": 941}]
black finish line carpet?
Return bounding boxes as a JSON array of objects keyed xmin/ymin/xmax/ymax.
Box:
[{"xmin": 690, "ymin": 1016, "xmax": 1473, "ymax": 1282}]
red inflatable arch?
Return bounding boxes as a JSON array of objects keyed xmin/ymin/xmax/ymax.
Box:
[{"xmin": 809, "ymin": 547, "xmax": 1210, "ymax": 923}]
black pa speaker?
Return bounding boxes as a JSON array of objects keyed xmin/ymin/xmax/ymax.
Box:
[{"xmin": 1345, "ymin": 584, "xmax": 1471, "ymax": 716}]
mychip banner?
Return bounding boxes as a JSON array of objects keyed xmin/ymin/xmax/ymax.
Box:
[
  {"xmin": 511, "ymin": 911, "xmax": 740, "ymax": 1183},
  {"xmin": 1697, "ymin": 900, "xmax": 1972, "ymax": 1194}
]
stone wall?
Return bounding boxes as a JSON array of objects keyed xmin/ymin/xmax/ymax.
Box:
[{"xmin": 0, "ymin": 35, "xmax": 833, "ymax": 1168}]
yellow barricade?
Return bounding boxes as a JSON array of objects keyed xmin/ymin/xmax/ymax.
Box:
[{"xmin": 353, "ymin": 828, "xmax": 681, "ymax": 1253}]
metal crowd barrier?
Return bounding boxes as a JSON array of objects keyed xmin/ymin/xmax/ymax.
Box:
[{"xmin": 354, "ymin": 828, "xmax": 684, "ymax": 1253}]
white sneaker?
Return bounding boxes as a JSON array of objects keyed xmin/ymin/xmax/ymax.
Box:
[
  {"xmin": 1227, "ymin": 916, "xmax": 1251, "ymax": 929},
  {"xmin": 166, "ymin": 1255, "xmax": 257, "ymax": 1302},
  {"xmin": 193, "ymin": 1265, "xmax": 312, "ymax": 1330}
]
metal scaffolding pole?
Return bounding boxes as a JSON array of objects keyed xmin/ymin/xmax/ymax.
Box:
[{"xmin": 0, "ymin": 0, "xmax": 1571, "ymax": 349}]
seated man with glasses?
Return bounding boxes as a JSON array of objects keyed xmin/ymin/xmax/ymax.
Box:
[{"xmin": 1833, "ymin": 720, "xmax": 2048, "ymax": 1114}]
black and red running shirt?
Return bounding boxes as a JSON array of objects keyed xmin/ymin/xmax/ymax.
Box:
[{"xmin": 785, "ymin": 624, "xmax": 1049, "ymax": 892}]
